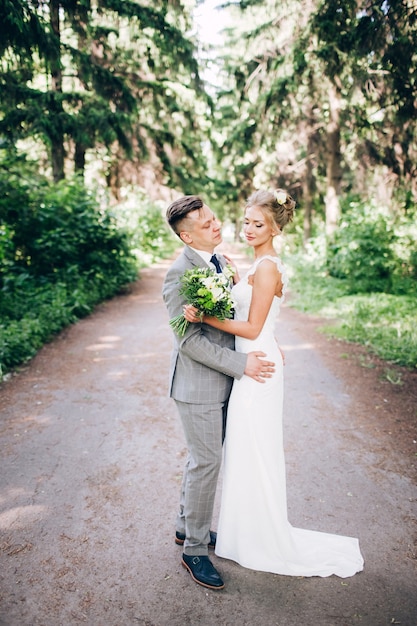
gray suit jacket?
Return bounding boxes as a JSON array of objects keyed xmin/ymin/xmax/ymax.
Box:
[{"xmin": 162, "ymin": 246, "xmax": 247, "ymax": 404}]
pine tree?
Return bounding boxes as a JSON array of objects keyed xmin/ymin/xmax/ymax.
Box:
[{"xmin": 0, "ymin": 0, "xmax": 209, "ymax": 192}]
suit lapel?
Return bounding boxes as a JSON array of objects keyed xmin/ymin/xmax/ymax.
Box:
[
  {"xmin": 184, "ymin": 246, "xmax": 211, "ymax": 270},
  {"xmin": 184, "ymin": 246, "xmax": 228, "ymax": 272}
]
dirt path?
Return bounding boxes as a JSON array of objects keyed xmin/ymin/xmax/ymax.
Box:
[{"xmin": 0, "ymin": 249, "xmax": 416, "ymax": 626}]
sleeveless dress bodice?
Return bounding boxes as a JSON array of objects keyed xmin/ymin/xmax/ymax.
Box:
[{"xmin": 232, "ymin": 255, "xmax": 286, "ymax": 356}]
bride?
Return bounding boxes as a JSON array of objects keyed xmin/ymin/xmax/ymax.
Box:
[{"xmin": 184, "ymin": 188, "xmax": 364, "ymax": 578}]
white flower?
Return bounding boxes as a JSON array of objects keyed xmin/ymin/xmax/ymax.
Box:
[
  {"xmin": 201, "ymin": 277, "xmax": 224, "ymax": 301},
  {"xmin": 217, "ymin": 273, "xmax": 229, "ymax": 286},
  {"xmin": 211, "ymin": 287, "xmax": 225, "ymax": 301},
  {"xmin": 274, "ymin": 190, "xmax": 287, "ymax": 205},
  {"xmin": 201, "ymin": 276, "xmax": 216, "ymax": 290},
  {"xmin": 222, "ymin": 265, "xmax": 236, "ymax": 281}
]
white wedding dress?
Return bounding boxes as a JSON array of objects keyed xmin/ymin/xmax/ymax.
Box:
[{"xmin": 215, "ymin": 256, "xmax": 364, "ymax": 578}]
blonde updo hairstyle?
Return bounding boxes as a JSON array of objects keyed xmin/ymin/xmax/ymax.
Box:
[{"xmin": 245, "ymin": 188, "xmax": 295, "ymax": 232}]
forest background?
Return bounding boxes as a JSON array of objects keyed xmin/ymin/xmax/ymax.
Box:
[{"xmin": 0, "ymin": 0, "xmax": 416, "ymax": 379}]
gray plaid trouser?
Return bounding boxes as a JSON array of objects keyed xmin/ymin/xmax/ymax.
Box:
[{"xmin": 175, "ymin": 399, "xmax": 226, "ymax": 556}]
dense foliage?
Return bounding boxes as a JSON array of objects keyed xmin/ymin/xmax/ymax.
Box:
[
  {"xmin": 326, "ymin": 202, "xmax": 416, "ymax": 295},
  {"xmin": 113, "ymin": 188, "xmax": 178, "ymax": 265},
  {"xmin": 0, "ymin": 158, "xmax": 175, "ymax": 375},
  {"xmin": 1, "ymin": 172, "xmax": 134, "ymax": 284},
  {"xmin": 210, "ymin": 0, "xmax": 417, "ymax": 237},
  {"xmin": 0, "ymin": 0, "xmax": 209, "ymax": 191},
  {"xmin": 284, "ymin": 214, "xmax": 417, "ymax": 369},
  {"xmin": 287, "ymin": 250, "xmax": 417, "ymax": 369}
]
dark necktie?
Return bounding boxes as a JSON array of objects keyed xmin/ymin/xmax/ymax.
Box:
[{"xmin": 210, "ymin": 254, "xmax": 222, "ymax": 273}]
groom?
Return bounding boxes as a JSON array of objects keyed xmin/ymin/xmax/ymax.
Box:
[{"xmin": 162, "ymin": 195, "xmax": 274, "ymax": 590}]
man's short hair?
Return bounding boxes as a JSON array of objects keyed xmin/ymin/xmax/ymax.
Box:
[{"xmin": 166, "ymin": 195, "xmax": 204, "ymax": 236}]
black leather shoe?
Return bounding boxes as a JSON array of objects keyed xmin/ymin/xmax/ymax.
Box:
[
  {"xmin": 181, "ymin": 554, "xmax": 224, "ymax": 590},
  {"xmin": 175, "ymin": 531, "xmax": 217, "ymax": 549}
]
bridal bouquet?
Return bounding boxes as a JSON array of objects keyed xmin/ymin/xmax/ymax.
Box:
[{"xmin": 169, "ymin": 266, "xmax": 236, "ymax": 337}]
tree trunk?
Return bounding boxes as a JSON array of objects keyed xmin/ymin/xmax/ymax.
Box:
[
  {"xmin": 325, "ymin": 83, "xmax": 342, "ymax": 236},
  {"xmin": 303, "ymin": 156, "xmax": 313, "ymax": 244},
  {"xmin": 73, "ymin": 0, "xmax": 90, "ymax": 176},
  {"xmin": 106, "ymin": 152, "xmax": 122, "ymax": 201},
  {"xmin": 74, "ymin": 143, "xmax": 86, "ymax": 172},
  {"xmin": 50, "ymin": 0, "xmax": 65, "ymax": 182},
  {"xmin": 302, "ymin": 108, "xmax": 317, "ymax": 244}
]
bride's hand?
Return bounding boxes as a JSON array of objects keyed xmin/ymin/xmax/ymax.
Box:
[{"xmin": 183, "ymin": 304, "xmax": 202, "ymax": 323}]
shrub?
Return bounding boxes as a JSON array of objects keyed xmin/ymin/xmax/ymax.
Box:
[
  {"xmin": 0, "ymin": 172, "xmax": 137, "ymax": 284},
  {"xmin": 0, "ymin": 162, "xmax": 139, "ymax": 375},
  {"xmin": 0, "ymin": 160, "xmax": 182, "ymax": 376},
  {"xmin": 113, "ymin": 187, "xmax": 178, "ymax": 265},
  {"xmin": 327, "ymin": 203, "xmax": 397, "ymax": 293}
]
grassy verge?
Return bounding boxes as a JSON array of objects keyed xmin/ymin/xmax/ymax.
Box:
[{"xmin": 286, "ymin": 254, "xmax": 417, "ymax": 369}]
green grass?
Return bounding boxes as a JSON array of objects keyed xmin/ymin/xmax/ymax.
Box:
[{"xmin": 286, "ymin": 254, "xmax": 417, "ymax": 369}]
